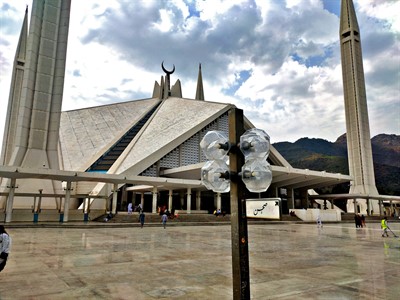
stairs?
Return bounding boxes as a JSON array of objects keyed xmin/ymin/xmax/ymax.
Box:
[
  {"xmin": 94, "ymin": 212, "xmax": 303, "ymax": 224},
  {"xmin": 96, "ymin": 212, "xmax": 231, "ymax": 224}
]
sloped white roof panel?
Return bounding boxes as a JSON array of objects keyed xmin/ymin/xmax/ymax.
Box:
[
  {"xmin": 114, "ymin": 97, "xmax": 231, "ymax": 175},
  {"xmin": 59, "ymin": 98, "xmax": 160, "ymax": 171}
]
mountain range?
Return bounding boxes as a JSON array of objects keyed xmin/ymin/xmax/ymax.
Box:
[{"xmin": 273, "ymin": 134, "xmax": 400, "ymax": 196}]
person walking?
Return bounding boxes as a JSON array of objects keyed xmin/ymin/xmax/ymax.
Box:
[
  {"xmin": 354, "ymin": 214, "xmax": 362, "ymax": 228},
  {"xmin": 139, "ymin": 212, "xmax": 145, "ymax": 228},
  {"xmin": 316, "ymin": 215, "xmax": 323, "ymax": 228},
  {"xmin": 127, "ymin": 202, "xmax": 133, "ymax": 214},
  {"xmin": 361, "ymin": 214, "xmax": 366, "ymax": 227},
  {"xmin": 0, "ymin": 225, "xmax": 11, "ymax": 272},
  {"xmin": 161, "ymin": 213, "xmax": 168, "ymax": 229},
  {"xmin": 381, "ymin": 217, "xmax": 389, "ymax": 237}
]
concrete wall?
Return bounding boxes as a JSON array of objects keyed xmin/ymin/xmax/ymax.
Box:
[{"xmin": 290, "ymin": 208, "xmax": 341, "ymax": 222}]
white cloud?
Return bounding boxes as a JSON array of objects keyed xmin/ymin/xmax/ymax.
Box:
[{"xmin": 357, "ymin": 0, "xmax": 400, "ymax": 32}]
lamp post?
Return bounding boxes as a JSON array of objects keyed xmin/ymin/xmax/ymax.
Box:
[
  {"xmin": 229, "ymin": 108, "xmax": 250, "ymax": 299},
  {"xmin": 201, "ymin": 108, "xmax": 272, "ymax": 299}
]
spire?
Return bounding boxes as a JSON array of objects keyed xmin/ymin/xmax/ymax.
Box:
[
  {"xmin": 160, "ymin": 76, "xmax": 165, "ymax": 99},
  {"xmin": 15, "ymin": 6, "xmax": 28, "ymax": 64},
  {"xmin": 1, "ymin": 5, "xmax": 28, "ymax": 166},
  {"xmin": 195, "ymin": 63, "xmax": 205, "ymax": 100},
  {"xmin": 340, "ymin": 0, "xmax": 359, "ymax": 36},
  {"xmin": 170, "ymin": 79, "xmax": 182, "ymax": 97}
]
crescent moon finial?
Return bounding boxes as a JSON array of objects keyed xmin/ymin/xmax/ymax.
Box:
[{"xmin": 161, "ymin": 61, "xmax": 175, "ymax": 75}]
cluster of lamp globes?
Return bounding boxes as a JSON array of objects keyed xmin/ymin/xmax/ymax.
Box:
[{"xmin": 200, "ymin": 128, "xmax": 273, "ymax": 193}]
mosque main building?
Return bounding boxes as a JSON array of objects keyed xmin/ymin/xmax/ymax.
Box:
[{"xmin": 1, "ymin": 0, "xmax": 397, "ymax": 223}]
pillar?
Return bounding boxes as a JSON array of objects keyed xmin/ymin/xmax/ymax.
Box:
[
  {"xmin": 58, "ymin": 197, "xmax": 63, "ymax": 222},
  {"xmin": 152, "ymin": 187, "xmax": 157, "ymax": 213},
  {"xmin": 104, "ymin": 184, "xmax": 109, "ymax": 211},
  {"xmin": 5, "ymin": 178, "xmax": 17, "ymax": 223},
  {"xmin": 367, "ymin": 198, "xmax": 370, "ymax": 216},
  {"xmin": 168, "ymin": 190, "xmax": 173, "ymax": 211},
  {"xmin": 105, "ymin": 184, "xmax": 111, "ymax": 212},
  {"xmin": 353, "ymin": 198, "xmax": 357, "ymax": 214},
  {"xmin": 287, "ymin": 188, "xmax": 294, "ymax": 210},
  {"xmin": 217, "ymin": 193, "xmax": 221, "ymax": 210},
  {"xmin": 180, "ymin": 191, "xmax": 184, "ymax": 209},
  {"xmin": 63, "ymin": 181, "xmax": 72, "ymax": 223},
  {"xmin": 33, "ymin": 190, "xmax": 43, "ymax": 222},
  {"xmin": 196, "ymin": 191, "xmax": 201, "ymax": 210},
  {"xmin": 186, "ymin": 188, "xmax": 191, "ymax": 214},
  {"xmin": 83, "ymin": 198, "xmax": 90, "ymax": 220},
  {"xmin": 300, "ymin": 189, "xmax": 308, "ymax": 209},
  {"xmin": 112, "ymin": 183, "xmax": 118, "ymax": 214},
  {"xmin": 141, "ymin": 193, "xmax": 145, "ymax": 211},
  {"xmin": 121, "ymin": 185, "xmax": 127, "ymax": 210}
]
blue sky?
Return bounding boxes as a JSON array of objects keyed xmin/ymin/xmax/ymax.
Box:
[{"xmin": 0, "ymin": 0, "xmax": 399, "ymax": 145}]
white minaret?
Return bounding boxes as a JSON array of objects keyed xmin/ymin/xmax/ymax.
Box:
[
  {"xmin": 339, "ymin": 0, "xmax": 379, "ymax": 214},
  {"xmin": 0, "ymin": 0, "xmax": 71, "ymax": 212},
  {"xmin": 1, "ymin": 7, "xmax": 28, "ymax": 166}
]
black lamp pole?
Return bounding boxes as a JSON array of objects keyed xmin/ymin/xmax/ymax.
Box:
[{"xmin": 229, "ymin": 107, "xmax": 250, "ymax": 299}]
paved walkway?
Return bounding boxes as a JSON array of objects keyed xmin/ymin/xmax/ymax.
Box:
[{"xmin": 1, "ymin": 222, "xmax": 399, "ymax": 299}]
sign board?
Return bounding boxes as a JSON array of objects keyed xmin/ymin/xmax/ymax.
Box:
[{"xmin": 246, "ymin": 198, "xmax": 281, "ymax": 220}]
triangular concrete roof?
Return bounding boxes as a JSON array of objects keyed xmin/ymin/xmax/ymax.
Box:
[
  {"xmin": 54, "ymin": 95, "xmax": 350, "ymax": 198},
  {"xmin": 109, "ymin": 97, "xmax": 233, "ymax": 176}
]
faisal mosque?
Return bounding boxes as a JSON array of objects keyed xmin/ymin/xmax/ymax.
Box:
[{"xmin": 0, "ymin": 0, "xmax": 399, "ymax": 223}]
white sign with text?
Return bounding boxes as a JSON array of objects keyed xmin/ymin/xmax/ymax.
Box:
[{"xmin": 246, "ymin": 198, "xmax": 281, "ymax": 220}]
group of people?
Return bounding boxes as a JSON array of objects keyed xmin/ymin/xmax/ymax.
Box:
[
  {"xmin": 126, "ymin": 202, "xmax": 173, "ymax": 229},
  {"xmin": 138, "ymin": 210, "xmax": 170, "ymax": 229},
  {"xmin": 126, "ymin": 202, "xmax": 146, "ymax": 228},
  {"xmin": 213, "ymin": 209, "xmax": 225, "ymax": 217},
  {"xmin": 128, "ymin": 203, "xmax": 143, "ymax": 215},
  {"xmin": 103, "ymin": 212, "xmax": 114, "ymax": 222},
  {"xmin": 354, "ymin": 214, "xmax": 366, "ymax": 228},
  {"xmin": 352, "ymin": 214, "xmax": 394, "ymax": 237}
]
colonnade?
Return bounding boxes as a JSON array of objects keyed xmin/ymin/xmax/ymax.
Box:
[
  {"xmin": 4, "ymin": 178, "xmax": 399, "ymax": 222},
  {"xmin": 126, "ymin": 187, "xmax": 222, "ymax": 214}
]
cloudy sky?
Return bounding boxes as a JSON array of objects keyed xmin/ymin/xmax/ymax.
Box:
[{"xmin": 0, "ymin": 0, "xmax": 399, "ymax": 147}]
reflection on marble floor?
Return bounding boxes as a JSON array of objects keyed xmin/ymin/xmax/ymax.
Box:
[{"xmin": 0, "ymin": 223, "xmax": 399, "ymax": 299}]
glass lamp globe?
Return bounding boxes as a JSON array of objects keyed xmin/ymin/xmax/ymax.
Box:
[
  {"xmin": 201, "ymin": 160, "xmax": 230, "ymax": 193},
  {"xmin": 200, "ymin": 131, "xmax": 230, "ymax": 160},
  {"xmin": 239, "ymin": 128, "xmax": 270, "ymax": 160},
  {"xmin": 241, "ymin": 159, "xmax": 272, "ymax": 193}
]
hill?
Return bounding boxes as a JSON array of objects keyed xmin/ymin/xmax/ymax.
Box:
[{"xmin": 273, "ymin": 134, "xmax": 400, "ymax": 195}]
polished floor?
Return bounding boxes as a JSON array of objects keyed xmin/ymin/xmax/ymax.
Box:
[{"xmin": 1, "ymin": 222, "xmax": 399, "ymax": 299}]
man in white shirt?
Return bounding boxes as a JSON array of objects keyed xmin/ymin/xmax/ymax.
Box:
[{"xmin": 0, "ymin": 225, "xmax": 11, "ymax": 272}]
